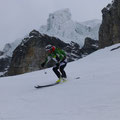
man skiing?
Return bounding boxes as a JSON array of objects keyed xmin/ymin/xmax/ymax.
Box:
[{"xmin": 41, "ymin": 45, "xmax": 67, "ymax": 83}]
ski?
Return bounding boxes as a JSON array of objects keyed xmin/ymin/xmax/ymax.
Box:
[{"xmin": 34, "ymin": 82, "xmax": 60, "ymax": 89}]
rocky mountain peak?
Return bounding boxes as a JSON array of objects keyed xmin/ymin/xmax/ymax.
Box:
[
  {"xmin": 39, "ymin": 9, "xmax": 101, "ymax": 47},
  {"xmin": 99, "ymin": 0, "xmax": 120, "ymax": 48},
  {"xmin": 47, "ymin": 8, "xmax": 71, "ymax": 31}
]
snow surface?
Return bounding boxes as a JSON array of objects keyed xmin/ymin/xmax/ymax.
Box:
[{"xmin": 0, "ymin": 43, "xmax": 120, "ymax": 120}]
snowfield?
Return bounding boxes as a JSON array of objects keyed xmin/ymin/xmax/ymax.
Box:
[{"xmin": 0, "ymin": 44, "xmax": 120, "ymax": 120}]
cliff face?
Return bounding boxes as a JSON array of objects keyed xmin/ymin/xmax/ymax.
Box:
[
  {"xmin": 7, "ymin": 30, "xmax": 82, "ymax": 76},
  {"xmin": 99, "ymin": 0, "xmax": 120, "ymax": 48},
  {"xmin": 81, "ymin": 37, "xmax": 98, "ymax": 55}
]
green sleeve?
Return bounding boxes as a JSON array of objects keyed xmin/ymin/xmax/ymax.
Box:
[
  {"xmin": 57, "ymin": 49, "xmax": 66, "ymax": 60},
  {"xmin": 61, "ymin": 49, "xmax": 66, "ymax": 56}
]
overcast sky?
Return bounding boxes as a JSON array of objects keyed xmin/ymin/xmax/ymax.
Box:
[{"xmin": 0, "ymin": 0, "xmax": 112, "ymax": 50}]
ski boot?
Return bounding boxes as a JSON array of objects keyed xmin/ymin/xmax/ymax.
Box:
[
  {"xmin": 56, "ymin": 78, "xmax": 62, "ymax": 83},
  {"xmin": 62, "ymin": 77, "xmax": 67, "ymax": 82}
]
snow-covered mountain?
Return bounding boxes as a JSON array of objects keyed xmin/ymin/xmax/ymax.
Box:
[
  {"xmin": 81, "ymin": 19, "xmax": 101, "ymax": 28},
  {"xmin": 39, "ymin": 8, "xmax": 101, "ymax": 47},
  {"xmin": 2, "ymin": 38, "xmax": 22, "ymax": 57},
  {"xmin": 1, "ymin": 9, "xmax": 101, "ymax": 58},
  {"xmin": 0, "ymin": 43, "xmax": 120, "ymax": 120}
]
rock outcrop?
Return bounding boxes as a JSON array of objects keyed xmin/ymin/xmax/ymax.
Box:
[
  {"xmin": 99, "ymin": 0, "xmax": 120, "ymax": 48},
  {"xmin": 7, "ymin": 30, "xmax": 81, "ymax": 76},
  {"xmin": 0, "ymin": 51, "xmax": 4, "ymax": 56},
  {"xmin": 81, "ymin": 37, "xmax": 99, "ymax": 55},
  {"xmin": 0, "ymin": 56, "xmax": 11, "ymax": 75}
]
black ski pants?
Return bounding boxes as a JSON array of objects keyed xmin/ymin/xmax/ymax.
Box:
[{"xmin": 53, "ymin": 61, "xmax": 67, "ymax": 79}]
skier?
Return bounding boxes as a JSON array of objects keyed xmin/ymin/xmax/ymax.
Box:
[{"xmin": 41, "ymin": 45, "xmax": 67, "ymax": 83}]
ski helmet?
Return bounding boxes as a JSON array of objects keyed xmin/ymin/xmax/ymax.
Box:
[{"xmin": 45, "ymin": 45, "xmax": 55, "ymax": 52}]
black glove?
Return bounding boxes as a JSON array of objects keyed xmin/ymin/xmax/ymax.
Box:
[{"xmin": 41, "ymin": 62, "xmax": 45, "ymax": 67}]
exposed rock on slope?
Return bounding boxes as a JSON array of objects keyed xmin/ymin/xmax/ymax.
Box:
[
  {"xmin": 99, "ymin": 0, "xmax": 120, "ymax": 48},
  {"xmin": 81, "ymin": 37, "xmax": 99, "ymax": 55}
]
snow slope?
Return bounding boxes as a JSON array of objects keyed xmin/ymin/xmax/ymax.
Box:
[{"xmin": 0, "ymin": 43, "xmax": 120, "ymax": 120}]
